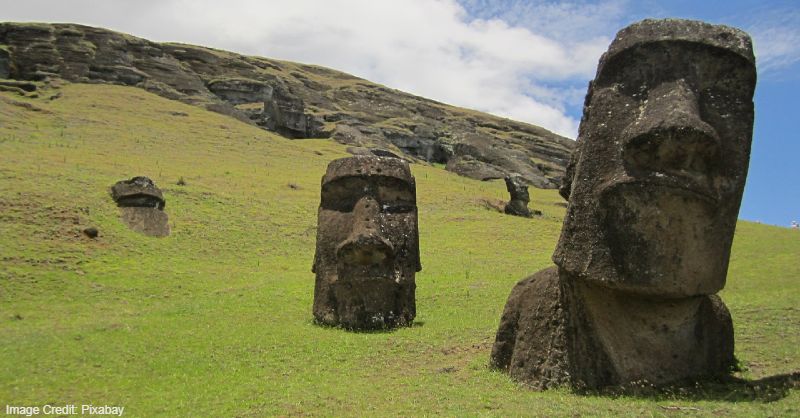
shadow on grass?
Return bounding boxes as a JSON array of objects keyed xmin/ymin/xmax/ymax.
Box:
[
  {"xmin": 310, "ymin": 319, "xmax": 425, "ymax": 334},
  {"xmin": 586, "ymin": 372, "xmax": 800, "ymax": 403}
]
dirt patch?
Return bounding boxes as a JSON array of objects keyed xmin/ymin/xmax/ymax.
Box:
[
  {"xmin": 476, "ymin": 198, "xmax": 505, "ymax": 213},
  {"xmin": 0, "ymin": 196, "xmax": 90, "ymax": 241}
]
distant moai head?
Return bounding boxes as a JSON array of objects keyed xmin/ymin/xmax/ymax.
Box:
[
  {"xmin": 111, "ymin": 176, "xmax": 170, "ymax": 237},
  {"xmin": 313, "ymin": 156, "xmax": 420, "ymax": 329},
  {"xmin": 554, "ymin": 19, "xmax": 756, "ymax": 297},
  {"xmin": 504, "ymin": 174, "xmax": 533, "ymax": 218}
]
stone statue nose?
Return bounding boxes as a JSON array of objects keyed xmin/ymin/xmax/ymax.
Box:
[
  {"xmin": 622, "ymin": 79, "xmax": 720, "ymax": 175},
  {"xmin": 336, "ymin": 196, "xmax": 394, "ymax": 266}
]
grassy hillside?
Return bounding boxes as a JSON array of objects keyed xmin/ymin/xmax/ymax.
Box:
[{"xmin": 0, "ymin": 83, "xmax": 797, "ymax": 417}]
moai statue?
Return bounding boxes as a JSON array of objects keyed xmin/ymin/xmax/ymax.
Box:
[
  {"xmin": 313, "ymin": 156, "xmax": 421, "ymax": 330},
  {"xmin": 504, "ymin": 174, "xmax": 534, "ymax": 217},
  {"xmin": 111, "ymin": 176, "xmax": 170, "ymax": 237},
  {"xmin": 491, "ymin": 19, "xmax": 756, "ymax": 389}
]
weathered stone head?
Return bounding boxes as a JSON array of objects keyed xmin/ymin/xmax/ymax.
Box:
[
  {"xmin": 312, "ymin": 155, "xmax": 420, "ymax": 330},
  {"xmin": 503, "ymin": 175, "xmax": 534, "ymax": 218},
  {"xmin": 492, "ymin": 19, "xmax": 755, "ymax": 389},
  {"xmin": 555, "ymin": 19, "xmax": 756, "ymax": 297},
  {"xmin": 111, "ymin": 176, "xmax": 170, "ymax": 237}
]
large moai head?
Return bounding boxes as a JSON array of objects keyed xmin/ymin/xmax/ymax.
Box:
[
  {"xmin": 554, "ymin": 19, "xmax": 756, "ymax": 297},
  {"xmin": 313, "ymin": 156, "xmax": 420, "ymax": 329}
]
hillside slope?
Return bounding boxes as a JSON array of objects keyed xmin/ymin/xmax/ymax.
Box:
[
  {"xmin": 0, "ymin": 84, "xmax": 797, "ymax": 416},
  {"xmin": 0, "ymin": 22, "xmax": 574, "ymax": 188}
]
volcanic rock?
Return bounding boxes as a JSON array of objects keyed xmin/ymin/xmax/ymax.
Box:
[
  {"xmin": 312, "ymin": 156, "xmax": 420, "ymax": 330},
  {"xmin": 111, "ymin": 176, "xmax": 169, "ymax": 237},
  {"xmin": 491, "ymin": 18, "xmax": 757, "ymax": 389},
  {"xmin": 0, "ymin": 22, "xmax": 574, "ymax": 188},
  {"xmin": 503, "ymin": 175, "xmax": 534, "ymax": 217}
]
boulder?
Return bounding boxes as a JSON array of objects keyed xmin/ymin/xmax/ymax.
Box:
[{"xmin": 82, "ymin": 227, "xmax": 99, "ymax": 238}]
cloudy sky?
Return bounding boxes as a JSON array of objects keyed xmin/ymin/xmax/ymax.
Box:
[{"xmin": 3, "ymin": 0, "xmax": 799, "ymax": 226}]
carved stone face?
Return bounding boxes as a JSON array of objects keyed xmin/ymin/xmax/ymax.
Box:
[
  {"xmin": 313, "ymin": 156, "xmax": 420, "ymax": 329},
  {"xmin": 554, "ymin": 19, "xmax": 756, "ymax": 297}
]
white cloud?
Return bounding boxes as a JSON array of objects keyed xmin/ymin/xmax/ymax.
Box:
[
  {"xmin": 747, "ymin": 9, "xmax": 800, "ymax": 74},
  {"xmin": 1, "ymin": 0, "xmax": 623, "ymax": 138}
]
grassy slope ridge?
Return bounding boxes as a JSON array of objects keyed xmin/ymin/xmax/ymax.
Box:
[{"xmin": 0, "ymin": 84, "xmax": 797, "ymax": 417}]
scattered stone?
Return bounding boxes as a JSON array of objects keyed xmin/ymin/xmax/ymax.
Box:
[
  {"xmin": 110, "ymin": 176, "xmax": 170, "ymax": 237},
  {"xmin": 313, "ymin": 156, "xmax": 421, "ymax": 330},
  {"xmin": 491, "ymin": 19, "xmax": 757, "ymax": 389},
  {"xmin": 82, "ymin": 227, "xmax": 99, "ymax": 238}
]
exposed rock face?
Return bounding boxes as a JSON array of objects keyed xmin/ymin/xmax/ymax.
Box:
[
  {"xmin": 503, "ymin": 175, "xmax": 534, "ymax": 217},
  {"xmin": 111, "ymin": 176, "xmax": 170, "ymax": 237},
  {"xmin": 262, "ymin": 82, "xmax": 327, "ymax": 138},
  {"xmin": 345, "ymin": 147, "xmax": 403, "ymax": 159},
  {"xmin": 312, "ymin": 156, "xmax": 420, "ymax": 330},
  {"xmin": 491, "ymin": 19, "xmax": 756, "ymax": 389},
  {"xmin": 0, "ymin": 22, "xmax": 573, "ymax": 188},
  {"xmin": 0, "ymin": 47, "xmax": 9, "ymax": 79}
]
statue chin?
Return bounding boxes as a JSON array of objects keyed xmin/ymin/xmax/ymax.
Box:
[{"xmin": 599, "ymin": 182, "xmax": 729, "ymax": 297}]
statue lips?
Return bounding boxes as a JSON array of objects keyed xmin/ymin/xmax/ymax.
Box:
[
  {"xmin": 336, "ymin": 231, "xmax": 396, "ymax": 280},
  {"xmin": 601, "ymin": 173, "xmax": 719, "ymax": 207}
]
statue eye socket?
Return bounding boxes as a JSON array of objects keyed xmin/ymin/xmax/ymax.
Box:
[
  {"xmin": 381, "ymin": 202, "xmax": 414, "ymax": 214},
  {"xmin": 321, "ymin": 177, "xmax": 368, "ymax": 211},
  {"xmin": 321, "ymin": 195, "xmax": 358, "ymax": 212}
]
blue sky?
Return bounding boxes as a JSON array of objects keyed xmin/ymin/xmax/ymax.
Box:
[
  {"xmin": 460, "ymin": 0, "xmax": 800, "ymax": 227},
  {"xmin": 3, "ymin": 0, "xmax": 798, "ymax": 226}
]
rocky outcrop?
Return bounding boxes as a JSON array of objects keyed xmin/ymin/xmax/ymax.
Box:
[
  {"xmin": 262, "ymin": 82, "xmax": 327, "ymax": 138},
  {"xmin": 0, "ymin": 22, "xmax": 574, "ymax": 188},
  {"xmin": 0, "ymin": 47, "xmax": 9, "ymax": 79}
]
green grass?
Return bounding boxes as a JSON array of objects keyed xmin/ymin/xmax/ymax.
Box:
[{"xmin": 0, "ymin": 84, "xmax": 798, "ymax": 417}]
